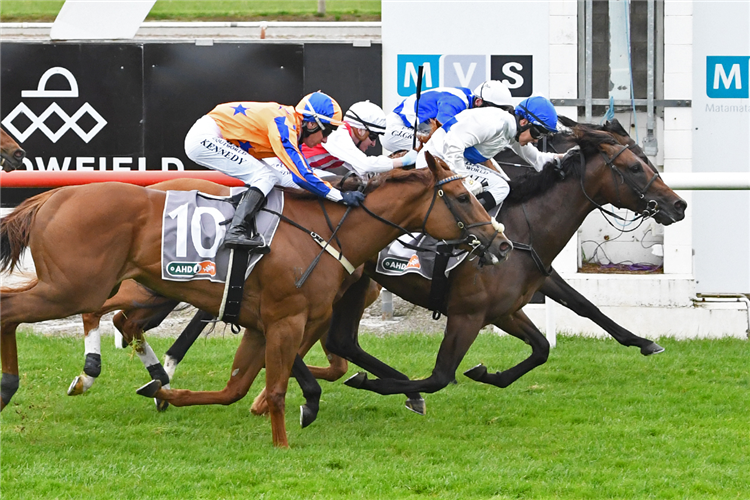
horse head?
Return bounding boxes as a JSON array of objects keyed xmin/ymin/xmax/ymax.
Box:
[
  {"xmin": 0, "ymin": 127, "xmax": 26, "ymax": 171},
  {"xmin": 423, "ymin": 151, "xmax": 513, "ymax": 264},
  {"xmin": 562, "ymin": 122, "xmax": 686, "ymax": 226}
]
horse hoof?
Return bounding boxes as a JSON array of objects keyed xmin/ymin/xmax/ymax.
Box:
[
  {"xmin": 136, "ymin": 379, "xmax": 161, "ymax": 398},
  {"xmin": 67, "ymin": 376, "xmax": 84, "ymax": 396},
  {"xmin": 405, "ymin": 398, "xmax": 426, "ymax": 416},
  {"xmin": 463, "ymin": 363, "xmax": 488, "ymax": 381},
  {"xmin": 641, "ymin": 342, "xmax": 665, "ymax": 356},
  {"xmin": 300, "ymin": 405, "xmax": 317, "ymax": 428},
  {"xmin": 155, "ymin": 398, "xmax": 170, "ymax": 412},
  {"xmin": 344, "ymin": 372, "xmax": 367, "ymax": 389}
]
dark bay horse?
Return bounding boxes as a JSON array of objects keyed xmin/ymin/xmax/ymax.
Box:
[
  {"xmin": 320, "ymin": 121, "xmax": 686, "ymax": 410},
  {"xmin": 0, "ymin": 153, "xmax": 510, "ymax": 447},
  {"xmin": 1, "ymin": 127, "xmax": 26, "ymax": 171}
]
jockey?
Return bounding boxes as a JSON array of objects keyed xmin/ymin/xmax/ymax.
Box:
[
  {"xmin": 418, "ymin": 95, "xmax": 568, "ymax": 210},
  {"xmin": 302, "ymin": 100, "xmax": 418, "ymax": 178},
  {"xmin": 381, "ymin": 80, "xmax": 514, "ymax": 153},
  {"xmin": 184, "ymin": 92, "xmax": 365, "ymax": 250}
]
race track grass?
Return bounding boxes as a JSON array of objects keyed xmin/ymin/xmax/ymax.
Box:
[
  {"xmin": 0, "ymin": 1, "xmax": 381, "ymax": 22},
  {"xmin": 2, "ymin": 331, "xmax": 749, "ymax": 499}
]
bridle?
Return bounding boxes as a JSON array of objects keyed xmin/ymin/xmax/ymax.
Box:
[
  {"xmin": 578, "ymin": 144, "xmax": 664, "ymax": 232},
  {"xmin": 359, "ymin": 173, "xmax": 502, "ymax": 261}
]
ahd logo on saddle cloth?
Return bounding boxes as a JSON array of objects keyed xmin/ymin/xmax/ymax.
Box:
[{"xmin": 161, "ymin": 188, "xmax": 283, "ymax": 283}]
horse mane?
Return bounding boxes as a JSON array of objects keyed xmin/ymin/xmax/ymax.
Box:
[
  {"xmin": 280, "ymin": 168, "xmax": 433, "ymax": 201},
  {"xmin": 505, "ymin": 125, "xmax": 620, "ymax": 205}
]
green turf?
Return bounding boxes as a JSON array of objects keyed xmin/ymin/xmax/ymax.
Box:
[
  {"xmin": 0, "ymin": 1, "xmax": 381, "ymax": 22},
  {"xmin": 2, "ymin": 331, "xmax": 748, "ymax": 499}
]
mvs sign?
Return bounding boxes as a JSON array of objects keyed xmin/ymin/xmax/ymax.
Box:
[
  {"xmin": 397, "ymin": 54, "xmax": 532, "ymax": 97},
  {"xmin": 706, "ymin": 56, "xmax": 750, "ymax": 98}
]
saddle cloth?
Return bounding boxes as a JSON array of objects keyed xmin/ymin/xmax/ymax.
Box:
[
  {"xmin": 374, "ymin": 204, "xmax": 501, "ymax": 280},
  {"xmin": 161, "ymin": 187, "xmax": 283, "ymax": 283}
]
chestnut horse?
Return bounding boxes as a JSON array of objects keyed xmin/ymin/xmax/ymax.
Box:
[
  {"xmin": 1, "ymin": 127, "xmax": 26, "ymax": 171},
  {"xmin": 317, "ymin": 121, "xmax": 687, "ymax": 411},
  {"xmin": 0, "ymin": 153, "xmax": 510, "ymax": 447}
]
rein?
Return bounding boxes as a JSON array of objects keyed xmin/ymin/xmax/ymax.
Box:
[{"xmin": 358, "ymin": 174, "xmax": 498, "ymax": 259}]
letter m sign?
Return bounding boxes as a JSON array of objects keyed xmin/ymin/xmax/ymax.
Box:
[{"xmin": 707, "ymin": 56, "xmax": 749, "ymax": 98}]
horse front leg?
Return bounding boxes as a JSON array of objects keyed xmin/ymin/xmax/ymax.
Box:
[
  {"xmin": 464, "ymin": 310, "xmax": 549, "ymax": 388},
  {"xmin": 541, "ymin": 268, "xmax": 663, "ymax": 355},
  {"xmin": 346, "ymin": 313, "xmax": 486, "ymax": 412},
  {"xmin": 325, "ymin": 274, "xmax": 424, "ymax": 411},
  {"xmin": 138, "ymin": 327, "xmax": 266, "ymax": 408},
  {"xmin": 67, "ymin": 312, "xmax": 104, "ymax": 396},
  {"xmin": 264, "ymin": 314, "xmax": 306, "ymax": 448},
  {"xmin": 0, "ymin": 321, "xmax": 19, "ymax": 411}
]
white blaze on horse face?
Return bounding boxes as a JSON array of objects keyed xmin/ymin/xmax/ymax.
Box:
[{"xmin": 84, "ymin": 327, "xmax": 102, "ymax": 355}]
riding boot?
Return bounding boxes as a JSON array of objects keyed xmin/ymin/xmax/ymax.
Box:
[{"xmin": 223, "ymin": 187, "xmax": 267, "ymax": 249}]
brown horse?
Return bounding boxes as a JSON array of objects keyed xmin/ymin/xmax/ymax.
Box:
[
  {"xmin": 317, "ymin": 121, "xmax": 687, "ymax": 409},
  {"xmin": 0, "ymin": 153, "xmax": 511, "ymax": 447},
  {"xmin": 1, "ymin": 127, "xmax": 26, "ymax": 171}
]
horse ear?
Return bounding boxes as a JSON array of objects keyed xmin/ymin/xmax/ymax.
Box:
[
  {"xmin": 424, "ymin": 150, "xmax": 438, "ymax": 176},
  {"xmin": 558, "ymin": 115, "xmax": 578, "ymax": 128}
]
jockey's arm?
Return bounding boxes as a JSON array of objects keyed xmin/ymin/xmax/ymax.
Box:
[
  {"xmin": 323, "ymin": 128, "xmax": 395, "ymax": 177},
  {"xmin": 509, "ymin": 142, "xmax": 558, "ymax": 172},
  {"xmin": 268, "ymin": 118, "xmax": 343, "ymax": 201}
]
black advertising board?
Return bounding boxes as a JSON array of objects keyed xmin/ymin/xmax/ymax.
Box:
[
  {"xmin": 143, "ymin": 43, "xmax": 304, "ymax": 169},
  {"xmin": 1, "ymin": 41, "xmax": 382, "ymax": 206}
]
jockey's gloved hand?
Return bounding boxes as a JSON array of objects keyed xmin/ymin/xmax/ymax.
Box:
[
  {"xmin": 553, "ymin": 145, "xmax": 581, "ymax": 180},
  {"xmin": 563, "ymin": 144, "xmax": 581, "ymax": 160},
  {"xmin": 341, "ymin": 191, "xmax": 366, "ymax": 206},
  {"xmin": 400, "ymin": 150, "xmax": 419, "ymax": 167}
]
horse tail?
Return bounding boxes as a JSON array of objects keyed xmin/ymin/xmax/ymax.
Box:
[{"xmin": 0, "ymin": 190, "xmax": 56, "ymax": 274}]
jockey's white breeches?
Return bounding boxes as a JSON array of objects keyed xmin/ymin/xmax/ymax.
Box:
[{"xmin": 184, "ymin": 115, "xmax": 297, "ymax": 196}]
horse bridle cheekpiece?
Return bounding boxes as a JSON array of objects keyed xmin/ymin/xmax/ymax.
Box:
[{"xmin": 580, "ymin": 144, "xmax": 662, "ymax": 231}]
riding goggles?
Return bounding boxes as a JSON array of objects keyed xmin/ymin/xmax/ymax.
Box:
[{"xmin": 528, "ymin": 124, "xmax": 550, "ymax": 140}]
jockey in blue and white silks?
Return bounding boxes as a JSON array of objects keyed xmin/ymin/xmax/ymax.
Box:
[
  {"xmin": 418, "ymin": 95, "xmax": 567, "ymax": 210},
  {"xmin": 381, "ymin": 81, "xmax": 515, "ymax": 154}
]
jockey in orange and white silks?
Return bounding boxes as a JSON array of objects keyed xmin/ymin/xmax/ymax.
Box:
[
  {"xmin": 418, "ymin": 95, "xmax": 569, "ymax": 210},
  {"xmin": 184, "ymin": 92, "xmax": 365, "ymax": 250},
  {"xmin": 381, "ymin": 81, "xmax": 515, "ymax": 154},
  {"xmin": 302, "ymin": 101, "xmax": 418, "ymax": 178}
]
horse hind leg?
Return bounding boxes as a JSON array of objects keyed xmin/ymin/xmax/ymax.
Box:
[
  {"xmin": 67, "ymin": 312, "xmax": 104, "ymax": 396},
  {"xmin": 138, "ymin": 327, "xmax": 266, "ymax": 410},
  {"xmin": 464, "ymin": 310, "xmax": 549, "ymax": 388},
  {"xmin": 1, "ymin": 322, "xmax": 20, "ymax": 410}
]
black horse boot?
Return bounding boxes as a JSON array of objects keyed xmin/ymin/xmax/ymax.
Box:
[{"xmin": 223, "ymin": 187, "xmax": 267, "ymax": 250}]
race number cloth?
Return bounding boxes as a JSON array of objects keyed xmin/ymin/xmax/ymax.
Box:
[
  {"xmin": 161, "ymin": 187, "xmax": 283, "ymax": 283},
  {"xmin": 375, "ymin": 233, "xmax": 468, "ymax": 279},
  {"xmin": 374, "ymin": 205, "xmax": 501, "ymax": 280}
]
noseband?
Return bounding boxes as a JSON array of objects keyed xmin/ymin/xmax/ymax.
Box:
[{"xmin": 578, "ymin": 144, "xmax": 662, "ymax": 232}]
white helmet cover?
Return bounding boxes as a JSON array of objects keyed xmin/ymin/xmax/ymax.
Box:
[
  {"xmin": 344, "ymin": 101, "xmax": 387, "ymax": 134},
  {"xmin": 473, "ymin": 80, "xmax": 513, "ymax": 107}
]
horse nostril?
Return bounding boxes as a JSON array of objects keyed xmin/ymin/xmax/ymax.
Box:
[
  {"xmin": 499, "ymin": 241, "xmax": 512, "ymax": 254},
  {"xmin": 14, "ymin": 150, "xmax": 25, "ymax": 160},
  {"xmin": 675, "ymin": 199, "xmax": 687, "ymax": 212}
]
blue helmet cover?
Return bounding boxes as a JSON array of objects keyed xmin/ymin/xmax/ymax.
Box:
[{"xmin": 515, "ymin": 96, "xmax": 558, "ymax": 132}]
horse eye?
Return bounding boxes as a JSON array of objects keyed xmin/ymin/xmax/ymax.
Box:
[
  {"xmin": 629, "ymin": 164, "xmax": 642, "ymax": 173},
  {"xmin": 457, "ymin": 194, "xmax": 470, "ymax": 203}
]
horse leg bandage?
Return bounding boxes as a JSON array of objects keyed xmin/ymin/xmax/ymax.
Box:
[
  {"xmin": 83, "ymin": 327, "xmax": 102, "ymax": 378},
  {"xmin": 137, "ymin": 342, "xmax": 170, "ymax": 387},
  {"xmin": 1, "ymin": 373, "xmax": 19, "ymax": 405}
]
